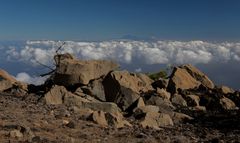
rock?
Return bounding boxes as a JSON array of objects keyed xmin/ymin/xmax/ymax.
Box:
[
  {"xmin": 102, "ymin": 71, "xmax": 154, "ymax": 110},
  {"xmin": 220, "ymin": 97, "xmax": 236, "ymax": 110},
  {"xmin": 52, "ymin": 53, "xmax": 119, "ymax": 86},
  {"xmin": 156, "ymin": 88, "xmax": 171, "ymax": 100},
  {"xmin": 84, "ymin": 78, "xmax": 106, "ymax": 101},
  {"xmin": 0, "ymin": 69, "xmax": 17, "ymax": 83},
  {"xmin": 0, "ymin": 80, "xmax": 13, "ymax": 91},
  {"xmin": 74, "ymin": 87, "xmax": 100, "ymax": 102},
  {"xmin": 171, "ymin": 112, "xmax": 193, "ymax": 124},
  {"xmin": 134, "ymin": 105, "xmax": 160, "ymax": 117},
  {"xmin": 88, "ymin": 111, "xmax": 108, "ymax": 127},
  {"xmin": 135, "ymin": 97, "xmax": 145, "ymax": 108},
  {"xmin": 10, "ymin": 129, "xmax": 23, "ymax": 138},
  {"xmin": 181, "ymin": 64, "xmax": 215, "ymax": 89},
  {"xmin": 114, "ymin": 86, "xmax": 140, "ymax": 111},
  {"xmin": 171, "ymin": 94, "xmax": 188, "ymax": 107},
  {"xmin": 139, "ymin": 112, "xmax": 174, "ymax": 129},
  {"xmin": 218, "ymin": 85, "xmax": 235, "ymax": 94},
  {"xmin": 184, "ymin": 94, "xmax": 200, "ymax": 107},
  {"xmin": 151, "ymin": 78, "xmax": 169, "ymax": 89},
  {"xmin": 64, "ymin": 94, "xmax": 121, "ymax": 114},
  {"xmin": 44, "ymin": 85, "xmax": 69, "ymax": 104},
  {"xmin": 145, "ymin": 95, "xmax": 175, "ymax": 113},
  {"xmin": 88, "ymin": 110, "xmax": 131, "ymax": 128},
  {"xmin": 167, "ymin": 67, "xmax": 200, "ymax": 94},
  {"xmin": 72, "ymin": 107, "xmax": 94, "ymax": 120},
  {"xmin": 105, "ymin": 112, "xmax": 131, "ymax": 128}
]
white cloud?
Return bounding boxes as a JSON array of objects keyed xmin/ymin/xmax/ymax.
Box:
[
  {"xmin": 15, "ymin": 72, "xmax": 48, "ymax": 85},
  {"xmin": 5, "ymin": 40, "xmax": 240, "ymax": 66}
]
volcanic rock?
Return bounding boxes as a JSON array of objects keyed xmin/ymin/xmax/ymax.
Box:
[
  {"xmin": 171, "ymin": 94, "xmax": 188, "ymax": 107},
  {"xmin": 52, "ymin": 53, "xmax": 118, "ymax": 86},
  {"xmin": 181, "ymin": 64, "xmax": 215, "ymax": 89},
  {"xmin": 103, "ymin": 71, "xmax": 153, "ymax": 110},
  {"xmin": 220, "ymin": 97, "xmax": 237, "ymax": 110},
  {"xmin": 167, "ymin": 64, "xmax": 215, "ymax": 94},
  {"xmin": 167, "ymin": 67, "xmax": 200, "ymax": 94}
]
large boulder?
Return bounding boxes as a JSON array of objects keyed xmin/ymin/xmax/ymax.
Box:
[
  {"xmin": 167, "ymin": 64, "xmax": 215, "ymax": 94},
  {"xmin": 52, "ymin": 53, "xmax": 118, "ymax": 86},
  {"xmin": 103, "ymin": 71, "xmax": 153, "ymax": 111},
  {"xmin": 167, "ymin": 67, "xmax": 200, "ymax": 94},
  {"xmin": 82, "ymin": 78, "xmax": 106, "ymax": 101},
  {"xmin": 181, "ymin": 64, "xmax": 215, "ymax": 89},
  {"xmin": 44, "ymin": 85, "xmax": 72, "ymax": 104}
]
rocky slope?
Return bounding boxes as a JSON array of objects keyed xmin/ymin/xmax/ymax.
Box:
[{"xmin": 0, "ymin": 53, "xmax": 240, "ymax": 143}]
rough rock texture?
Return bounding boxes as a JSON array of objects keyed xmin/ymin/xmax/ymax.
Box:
[
  {"xmin": 220, "ymin": 97, "xmax": 236, "ymax": 110},
  {"xmin": 167, "ymin": 67, "xmax": 201, "ymax": 94},
  {"xmin": 0, "ymin": 80, "xmax": 13, "ymax": 92},
  {"xmin": 181, "ymin": 64, "xmax": 215, "ymax": 89},
  {"xmin": 44, "ymin": 85, "xmax": 69, "ymax": 104},
  {"xmin": 219, "ymin": 86, "xmax": 235, "ymax": 94},
  {"xmin": 103, "ymin": 71, "xmax": 153, "ymax": 110},
  {"xmin": 167, "ymin": 64, "xmax": 215, "ymax": 94},
  {"xmin": 0, "ymin": 69, "xmax": 17, "ymax": 83},
  {"xmin": 88, "ymin": 111, "xmax": 108, "ymax": 127},
  {"xmin": 84, "ymin": 78, "xmax": 106, "ymax": 101},
  {"xmin": 184, "ymin": 94, "xmax": 200, "ymax": 107},
  {"xmin": 52, "ymin": 53, "xmax": 118, "ymax": 86},
  {"xmin": 151, "ymin": 78, "xmax": 169, "ymax": 89},
  {"xmin": 171, "ymin": 94, "xmax": 188, "ymax": 107}
]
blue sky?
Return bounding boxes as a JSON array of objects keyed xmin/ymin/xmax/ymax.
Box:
[{"xmin": 0, "ymin": 0, "xmax": 240, "ymax": 41}]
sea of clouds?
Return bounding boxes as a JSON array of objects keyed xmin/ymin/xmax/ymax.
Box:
[{"xmin": 0, "ymin": 40, "xmax": 239, "ymax": 89}]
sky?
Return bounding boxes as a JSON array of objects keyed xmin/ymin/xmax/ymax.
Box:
[{"xmin": 0, "ymin": 0, "xmax": 240, "ymax": 41}]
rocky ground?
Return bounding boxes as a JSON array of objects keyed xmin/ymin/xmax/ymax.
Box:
[
  {"xmin": 1, "ymin": 53, "xmax": 240, "ymax": 143},
  {"xmin": 1, "ymin": 92, "xmax": 240, "ymax": 143}
]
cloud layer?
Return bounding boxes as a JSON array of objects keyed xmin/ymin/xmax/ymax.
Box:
[
  {"xmin": 5, "ymin": 40, "xmax": 240, "ymax": 67},
  {"xmin": 1, "ymin": 40, "xmax": 240, "ymax": 88}
]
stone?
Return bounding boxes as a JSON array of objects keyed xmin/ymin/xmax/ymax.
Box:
[
  {"xmin": 171, "ymin": 112, "xmax": 193, "ymax": 124},
  {"xmin": 145, "ymin": 95, "xmax": 175, "ymax": 113},
  {"xmin": 171, "ymin": 94, "xmax": 188, "ymax": 107},
  {"xmin": 103, "ymin": 71, "xmax": 154, "ymax": 110},
  {"xmin": 64, "ymin": 94, "xmax": 121, "ymax": 114},
  {"xmin": 10, "ymin": 129, "xmax": 23, "ymax": 138},
  {"xmin": 85, "ymin": 78, "xmax": 106, "ymax": 101},
  {"xmin": 156, "ymin": 88, "xmax": 171, "ymax": 100},
  {"xmin": 181, "ymin": 64, "xmax": 215, "ymax": 89},
  {"xmin": 105, "ymin": 112, "xmax": 131, "ymax": 128},
  {"xmin": 114, "ymin": 86, "xmax": 140, "ymax": 111},
  {"xmin": 167, "ymin": 67, "xmax": 201, "ymax": 94},
  {"xmin": 52, "ymin": 53, "xmax": 119, "ymax": 86},
  {"xmin": 220, "ymin": 97, "xmax": 236, "ymax": 110},
  {"xmin": 136, "ymin": 97, "xmax": 145, "ymax": 108},
  {"xmin": 134, "ymin": 105, "xmax": 160, "ymax": 115},
  {"xmin": 72, "ymin": 107, "xmax": 94, "ymax": 120},
  {"xmin": 0, "ymin": 69, "xmax": 17, "ymax": 83},
  {"xmin": 44, "ymin": 85, "xmax": 69, "ymax": 104},
  {"xmin": 219, "ymin": 86, "xmax": 235, "ymax": 94},
  {"xmin": 88, "ymin": 111, "xmax": 108, "ymax": 127},
  {"xmin": 139, "ymin": 112, "xmax": 174, "ymax": 129},
  {"xmin": 184, "ymin": 94, "xmax": 200, "ymax": 107},
  {"xmin": 74, "ymin": 87, "xmax": 100, "ymax": 102},
  {"xmin": 151, "ymin": 78, "xmax": 169, "ymax": 89},
  {"xmin": 0, "ymin": 80, "xmax": 13, "ymax": 91}
]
